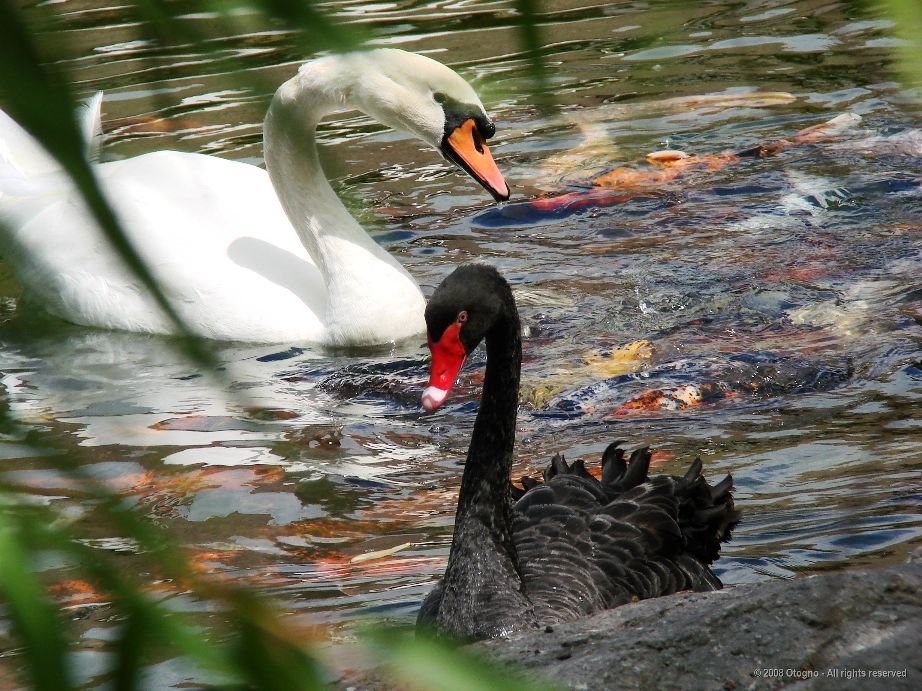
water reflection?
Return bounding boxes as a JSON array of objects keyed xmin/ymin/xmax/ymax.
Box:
[{"xmin": 1, "ymin": 0, "xmax": 922, "ymax": 686}]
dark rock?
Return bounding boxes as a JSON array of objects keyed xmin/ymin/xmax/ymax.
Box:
[{"xmin": 474, "ymin": 549, "xmax": 922, "ymax": 690}]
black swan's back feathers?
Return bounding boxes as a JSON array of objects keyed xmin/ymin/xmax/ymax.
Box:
[{"xmin": 509, "ymin": 443, "xmax": 739, "ymax": 625}]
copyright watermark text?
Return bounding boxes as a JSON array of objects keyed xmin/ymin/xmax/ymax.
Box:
[{"xmin": 752, "ymin": 667, "xmax": 907, "ymax": 680}]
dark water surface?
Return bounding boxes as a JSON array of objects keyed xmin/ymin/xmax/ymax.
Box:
[{"xmin": 1, "ymin": 0, "xmax": 921, "ymax": 686}]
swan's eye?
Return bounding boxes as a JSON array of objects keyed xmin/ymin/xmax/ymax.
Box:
[
  {"xmin": 433, "ymin": 92, "xmax": 447, "ymax": 104},
  {"xmin": 456, "ymin": 310, "xmax": 468, "ymax": 324}
]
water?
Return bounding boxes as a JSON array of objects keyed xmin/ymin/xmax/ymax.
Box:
[{"xmin": 1, "ymin": 0, "xmax": 921, "ymax": 686}]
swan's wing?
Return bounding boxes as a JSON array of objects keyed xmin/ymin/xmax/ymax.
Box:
[
  {"xmin": 0, "ymin": 92, "xmax": 103, "ymax": 184},
  {"xmin": 92, "ymin": 153, "xmax": 327, "ymax": 340},
  {"xmin": 80, "ymin": 92, "xmax": 104, "ymax": 162},
  {"xmin": 600, "ymin": 448, "xmax": 740, "ymax": 567},
  {"xmin": 2, "ymin": 150, "xmax": 327, "ymax": 341},
  {"xmin": 511, "ymin": 445, "xmax": 739, "ymax": 625},
  {"xmin": 512, "ymin": 489, "xmax": 606, "ymax": 623},
  {"xmin": 0, "ymin": 103, "xmax": 61, "ymax": 195},
  {"xmin": 0, "ymin": 94, "xmax": 101, "ymax": 202}
]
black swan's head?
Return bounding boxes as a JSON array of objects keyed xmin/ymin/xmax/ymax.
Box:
[{"xmin": 421, "ymin": 264, "xmax": 514, "ymax": 412}]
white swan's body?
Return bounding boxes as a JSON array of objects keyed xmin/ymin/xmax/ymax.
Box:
[{"xmin": 0, "ymin": 49, "xmax": 508, "ymax": 345}]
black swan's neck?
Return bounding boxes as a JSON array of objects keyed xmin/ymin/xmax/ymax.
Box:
[
  {"xmin": 438, "ymin": 292, "xmax": 525, "ymax": 636},
  {"xmin": 458, "ymin": 307, "xmax": 521, "ymax": 518}
]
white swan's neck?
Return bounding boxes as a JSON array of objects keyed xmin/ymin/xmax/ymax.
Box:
[{"xmin": 263, "ymin": 57, "xmax": 425, "ymax": 346}]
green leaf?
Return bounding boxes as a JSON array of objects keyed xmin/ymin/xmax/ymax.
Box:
[
  {"xmin": 0, "ymin": 3, "xmax": 218, "ymax": 374},
  {"xmin": 878, "ymin": 0, "xmax": 922, "ymax": 85},
  {"xmin": 512, "ymin": 0, "xmax": 554, "ymax": 110},
  {"xmin": 366, "ymin": 627, "xmax": 560, "ymax": 691},
  {"xmin": 0, "ymin": 515, "xmax": 75, "ymax": 691},
  {"xmin": 113, "ymin": 607, "xmax": 146, "ymax": 691}
]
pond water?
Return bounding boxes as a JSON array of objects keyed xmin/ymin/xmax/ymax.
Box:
[{"xmin": 1, "ymin": 0, "xmax": 921, "ymax": 686}]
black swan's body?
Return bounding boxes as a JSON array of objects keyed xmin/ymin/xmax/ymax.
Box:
[{"xmin": 417, "ymin": 264, "xmax": 740, "ymax": 641}]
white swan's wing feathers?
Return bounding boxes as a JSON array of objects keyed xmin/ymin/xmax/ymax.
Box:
[
  {"xmin": 0, "ymin": 107, "xmax": 60, "ymax": 185},
  {"xmin": 80, "ymin": 92, "xmax": 104, "ymax": 162},
  {"xmin": 103, "ymin": 155, "xmax": 328, "ymax": 341},
  {"xmin": 4, "ymin": 150, "xmax": 328, "ymax": 341},
  {"xmin": 0, "ymin": 92, "xmax": 102, "ymax": 201}
]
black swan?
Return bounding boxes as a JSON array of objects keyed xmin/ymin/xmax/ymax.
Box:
[{"xmin": 417, "ymin": 264, "xmax": 740, "ymax": 641}]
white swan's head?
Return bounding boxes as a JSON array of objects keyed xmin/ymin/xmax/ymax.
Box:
[{"xmin": 300, "ymin": 49, "xmax": 509, "ymax": 202}]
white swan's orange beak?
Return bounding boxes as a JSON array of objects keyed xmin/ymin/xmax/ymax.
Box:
[
  {"xmin": 441, "ymin": 119, "xmax": 510, "ymax": 202},
  {"xmin": 422, "ymin": 322, "xmax": 467, "ymax": 412}
]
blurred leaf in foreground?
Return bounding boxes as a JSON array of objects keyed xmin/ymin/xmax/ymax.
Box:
[
  {"xmin": 0, "ymin": 2, "xmax": 220, "ymax": 372},
  {"xmin": 365, "ymin": 626, "xmax": 560, "ymax": 691},
  {"xmin": 0, "ymin": 1, "xmax": 556, "ymax": 689},
  {"xmin": 876, "ymin": 0, "xmax": 922, "ymax": 85}
]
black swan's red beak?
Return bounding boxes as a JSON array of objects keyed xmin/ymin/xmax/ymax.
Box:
[{"xmin": 422, "ymin": 321, "xmax": 467, "ymax": 412}]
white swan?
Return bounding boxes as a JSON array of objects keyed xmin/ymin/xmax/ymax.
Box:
[{"xmin": 0, "ymin": 49, "xmax": 509, "ymax": 345}]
